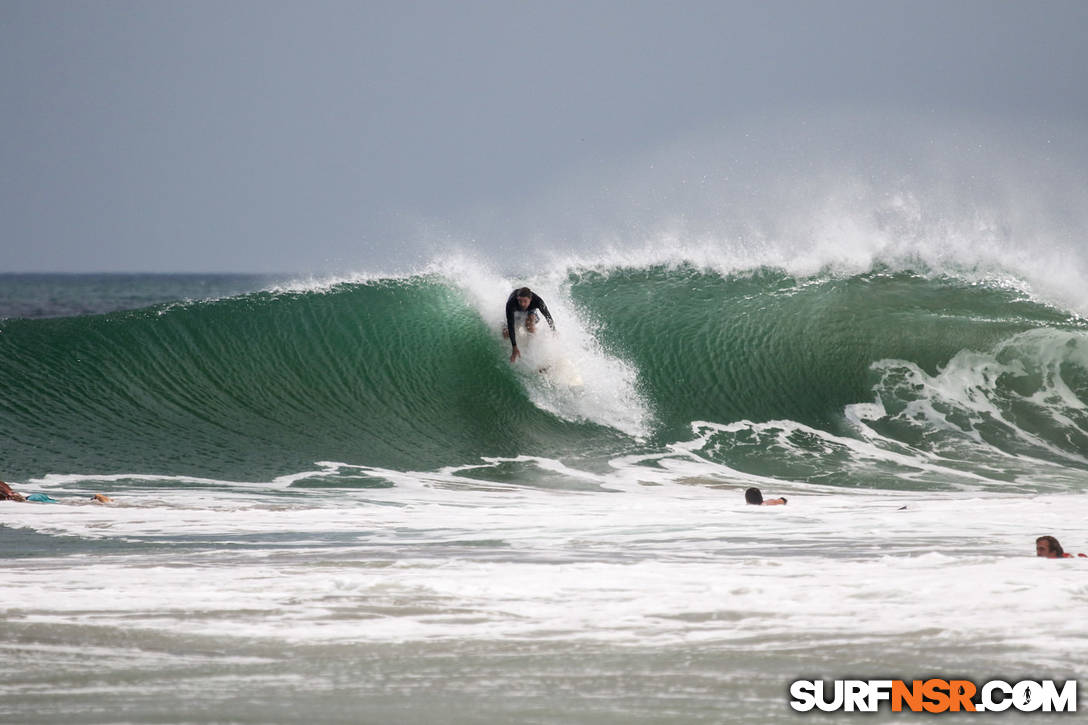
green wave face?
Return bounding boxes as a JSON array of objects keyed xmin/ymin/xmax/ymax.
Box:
[
  {"xmin": 570, "ymin": 266, "xmax": 1081, "ymax": 432},
  {"xmin": 0, "ymin": 279, "xmax": 628, "ymax": 480},
  {"xmin": 2, "ymin": 267, "xmax": 1087, "ymax": 488}
]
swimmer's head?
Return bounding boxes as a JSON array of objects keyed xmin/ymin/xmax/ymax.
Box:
[
  {"xmin": 1036, "ymin": 535, "xmax": 1064, "ymax": 558},
  {"xmin": 0, "ymin": 481, "xmax": 25, "ymax": 502},
  {"xmin": 744, "ymin": 487, "xmax": 763, "ymax": 505}
]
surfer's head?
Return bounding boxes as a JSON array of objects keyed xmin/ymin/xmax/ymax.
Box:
[
  {"xmin": 516, "ymin": 287, "xmax": 533, "ymax": 309},
  {"xmin": 744, "ymin": 487, "xmax": 763, "ymax": 505},
  {"xmin": 1036, "ymin": 535, "xmax": 1065, "ymax": 558}
]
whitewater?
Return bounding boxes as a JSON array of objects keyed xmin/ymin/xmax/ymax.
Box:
[{"xmin": 2, "ymin": 245, "xmax": 1088, "ymax": 722}]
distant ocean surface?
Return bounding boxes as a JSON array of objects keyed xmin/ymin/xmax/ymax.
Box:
[
  {"xmin": 2, "ymin": 263, "xmax": 1086, "ymax": 723},
  {"xmin": 0, "ymin": 273, "xmax": 281, "ymax": 320}
]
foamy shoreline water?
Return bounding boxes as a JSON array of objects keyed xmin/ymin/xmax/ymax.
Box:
[{"xmin": 2, "ymin": 480, "xmax": 1086, "ymax": 723}]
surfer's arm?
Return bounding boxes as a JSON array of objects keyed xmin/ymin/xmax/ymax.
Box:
[
  {"xmin": 505, "ymin": 299, "xmax": 518, "ymax": 350},
  {"xmin": 535, "ymin": 296, "xmax": 556, "ymax": 331}
]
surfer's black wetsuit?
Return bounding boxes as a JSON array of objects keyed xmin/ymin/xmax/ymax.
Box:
[{"xmin": 505, "ymin": 290, "xmax": 555, "ymax": 350}]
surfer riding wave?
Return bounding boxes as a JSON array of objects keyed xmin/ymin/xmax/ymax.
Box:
[{"xmin": 503, "ymin": 287, "xmax": 556, "ymax": 363}]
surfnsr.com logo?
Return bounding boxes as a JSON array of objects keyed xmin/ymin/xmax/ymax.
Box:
[{"xmin": 789, "ymin": 679, "xmax": 1077, "ymax": 713}]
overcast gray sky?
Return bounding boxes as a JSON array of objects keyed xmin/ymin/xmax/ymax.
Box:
[{"xmin": 2, "ymin": 0, "xmax": 1087, "ymax": 273}]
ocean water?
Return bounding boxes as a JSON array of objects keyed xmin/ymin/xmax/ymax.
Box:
[{"xmin": 1, "ymin": 261, "xmax": 1087, "ymax": 724}]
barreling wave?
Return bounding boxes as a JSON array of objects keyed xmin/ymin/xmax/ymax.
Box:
[{"xmin": 2, "ymin": 262, "xmax": 1087, "ymax": 489}]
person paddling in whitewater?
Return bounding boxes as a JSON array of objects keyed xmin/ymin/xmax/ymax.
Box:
[{"xmin": 503, "ymin": 287, "xmax": 556, "ymax": 363}]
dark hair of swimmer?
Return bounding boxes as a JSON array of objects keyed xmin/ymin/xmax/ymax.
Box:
[
  {"xmin": 516, "ymin": 286, "xmax": 532, "ymax": 298},
  {"xmin": 745, "ymin": 487, "xmax": 763, "ymax": 505},
  {"xmin": 0, "ymin": 480, "xmax": 26, "ymax": 502},
  {"xmin": 1036, "ymin": 535, "xmax": 1065, "ymax": 558}
]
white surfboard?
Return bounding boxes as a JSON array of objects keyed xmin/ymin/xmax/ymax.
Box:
[{"xmin": 543, "ymin": 356, "xmax": 584, "ymax": 388}]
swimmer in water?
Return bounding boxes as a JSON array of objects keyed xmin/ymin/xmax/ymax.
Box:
[
  {"xmin": 745, "ymin": 487, "xmax": 787, "ymax": 506},
  {"xmin": 1036, "ymin": 535, "xmax": 1086, "ymax": 558}
]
